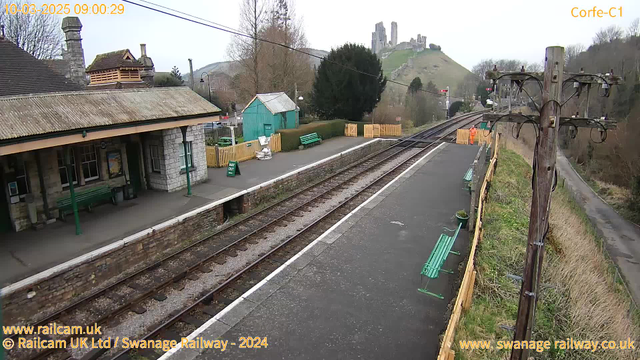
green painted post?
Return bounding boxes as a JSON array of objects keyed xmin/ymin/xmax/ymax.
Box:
[
  {"xmin": 65, "ymin": 147, "xmax": 82, "ymax": 235},
  {"xmin": 180, "ymin": 127, "xmax": 192, "ymax": 196}
]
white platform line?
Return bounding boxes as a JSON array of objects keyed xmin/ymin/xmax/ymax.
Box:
[
  {"xmin": 157, "ymin": 142, "xmax": 446, "ymax": 360},
  {"xmin": 1, "ymin": 139, "xmax": 383, "ymax": 297}
]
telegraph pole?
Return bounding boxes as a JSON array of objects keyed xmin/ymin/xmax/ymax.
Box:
[{"xmin": 510, "ymin": 46, "xmax": 564, "ymax": 360}]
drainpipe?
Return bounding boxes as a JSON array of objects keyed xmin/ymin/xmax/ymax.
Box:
[
  {"xmin": 65, "ymin": 146, "xmax": 81, "ymax": 235},
  {"xmin": 180, "ymin": 126, "xmax": 192, "ymax": 196},
  {"xmin": 35, "ymin": 150, "xmax": 51, "ymax": 220}
]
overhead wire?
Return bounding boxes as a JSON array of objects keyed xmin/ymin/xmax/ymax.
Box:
[{"xmin": 121, "ymin": 0, "xmax": 445, "ymax": 96}]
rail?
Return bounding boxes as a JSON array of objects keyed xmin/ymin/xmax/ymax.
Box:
[
  {"xmin": 109, "ymin": 113, "xmax": 484, "ymax": 360},
  {"xmin": 6, "ymin": 112, "xmax": 483, "ymax": 360}
]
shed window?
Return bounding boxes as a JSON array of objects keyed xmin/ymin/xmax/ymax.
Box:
[
  {"xmin": 57, "ymin": 149, "xmax": 77, "ymax": 188},
  {"xmin": 150, "ymin": 145, "xmax": 162, "ymax": 173},
  {"xmin": 79, "ymin": 145, "xmax": 100, "ymax": 181},
  {"xmin": 179, "ymin": 142, "xmax": 193, "ymax": 170}
]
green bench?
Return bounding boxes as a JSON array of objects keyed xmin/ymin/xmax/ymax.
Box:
[
  {"xmin": 418, "ymin": 223, "xmax": 462, "ymax": 299},
  {"xmin": 218, "ymin": 137, "xmax": 233, "ymax": 147},
  {"xmin": 56, "ymin": 185, "xmax": 115, "ymax": 221},
  {"xmin": 463, "ymin": 167, "xmax": 473, "ymax": 192},
  {"xmin": 299, "ymin": 133, "xmax": 322, "ymax": 148}
]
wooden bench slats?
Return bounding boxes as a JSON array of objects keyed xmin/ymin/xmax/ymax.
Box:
[
  {"xmin": 300, "ymin": 133, "xmax": 322, "ymax": 147},
  {"xmin": 56, "ymin": 185, "xmax": 114, "ymax": 220},
  {"xmin": 418, "ymin": 223, "xmax": 463, "ymax": 299},
  {"xmin": 463, "ymin": 168, "xmax": 473, "ymax": 182}
]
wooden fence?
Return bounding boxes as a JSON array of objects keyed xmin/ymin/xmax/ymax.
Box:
[
  {"xmin": 206, "ymin": 133, "xmax": 281, "ymax": 168},
  {"xmin": 364, "ymin": 124, "xmax": 401, "ymax": 138},
  {"xmin": 380, "ymin": 124, "xmax": 402, "ymax": 136},
  {"xmin": 456, "ymin": 129, "xmax": 492, "ymax": 145},
  {"xmin": 437, "ymin": 133, "xmax": 499, "ymax": 360},
  {"xmin": 345, "ymin": 123, "xmax": 358, "ymax": 137}
]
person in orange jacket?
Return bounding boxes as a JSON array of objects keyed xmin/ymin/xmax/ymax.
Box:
[{"xmin": 469, "ymin": 125, "xmax": 478, "ymax": 145}]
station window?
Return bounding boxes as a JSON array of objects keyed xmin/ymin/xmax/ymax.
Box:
[
  {"xmin": 79, "ymin": 145, "xmax": 100, "ymax": 181},
  {"xmin": 150, "ymin": 145, "xmax": 162, "ymax": 173},
  {"xmin": 57, "ymin": 149, "xmax": 77, "ymax": 187},
  {"xmin": 179, "ymin": 142, "xmax": 193, "ymax": 170},
  {"xmin": 15, "ymin": 161, "xmax": 29, "ymax": 197}
]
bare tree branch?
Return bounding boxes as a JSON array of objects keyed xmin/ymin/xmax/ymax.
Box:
[{"xmin": 0, "ymin": 0, "xmax": 63, "ymax": 59}]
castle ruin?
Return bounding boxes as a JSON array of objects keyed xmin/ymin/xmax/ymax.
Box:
[{"xmin": 371, "ymin": 21, "xmax": 426, "ymax": 55}]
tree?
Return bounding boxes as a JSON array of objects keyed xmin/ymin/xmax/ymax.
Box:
[
  {"xmin": 311, "ymin": 43, "xmax": 387, "ymax": 121},
  {"xmin": 408, "ymin": 77, "xmax": 423, "ymax": 94},
  {"xmin": 154, "ymin": 66, "xmax": 184, "ymax": 87},
  {"xmin": 627, "ymin": 18, "xmax": 640, "ymax": 38},
  {"xmin": 405, "ymin": 80, "xmax": 440, "ymax": 126},
  {"xmin": 593, "ymin": 25, "xmax": 623, "ymax": 44},
  {"xmin": 428, "ymin": 43, "xmax": 441, "ymax": 50},
  {"xmin": 260, "ymin": 0, "xmax": 313, "ymax": 100},
  {"xmin": 455, "ymin": 73, "xmax": 480, "ymax": 100},
  {"xmin": 0, "ymin": 0, "xmax": 63, "ymax": 59},
  {"xmin": 228, "ymin": 0, "xmax": 268, "ymax": 99},
  {"xmin": 564, "ymin": 44, "xmax": 585, "ymax": 70},
  {"xmin": 170, "ymin": 66, "xmax": 183, "ymax": 82}
]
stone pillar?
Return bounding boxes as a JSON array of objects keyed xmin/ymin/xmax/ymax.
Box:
[{"xmin": 61, "ymin": 17, "xmax": 87, "ymax": 87}]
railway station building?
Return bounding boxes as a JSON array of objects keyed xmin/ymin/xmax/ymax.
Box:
[{"xmin": 0, "ymin": 29, "xmax": 221, "ymax": 233}]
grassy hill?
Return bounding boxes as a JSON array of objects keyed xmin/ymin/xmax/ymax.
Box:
[{"xmin": 381, "ymin": 48, "xmax": 471, "ymax": 94}]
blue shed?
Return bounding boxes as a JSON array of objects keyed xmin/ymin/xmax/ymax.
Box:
[{"xmin": 242, "ymin": 92, "xmax": 298, "ymax": 141}]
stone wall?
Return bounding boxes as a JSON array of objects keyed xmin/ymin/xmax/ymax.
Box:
[
  {"xmin": 2, "ymin": 203, "xmax": 223, "ymax": 325},
  {"xmin": 161, "ymin": 125, "xmax": 208, "ymax": 192}
]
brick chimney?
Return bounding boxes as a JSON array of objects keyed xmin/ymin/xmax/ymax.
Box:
[
  {"xmin": 61, "ymin": 17, "xmax": 87, "ymax": 86},
  {"xmin": 138, "ymin": 43, "xmax": 155, "ymax": 86}
]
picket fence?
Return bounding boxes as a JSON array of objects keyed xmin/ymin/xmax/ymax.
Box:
[{"xmin": 206, "ymin": 133, "xmax": 281, "ymax": 168}]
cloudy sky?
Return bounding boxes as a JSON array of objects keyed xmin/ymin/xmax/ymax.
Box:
[{"xmin": 28, "ymin": 0, "xmax": 640, "ymax": 72}]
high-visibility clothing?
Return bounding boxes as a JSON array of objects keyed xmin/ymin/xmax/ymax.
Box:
[{"xmin": 469, "ymin": 127, "xmax": 477, "ymax": 144}]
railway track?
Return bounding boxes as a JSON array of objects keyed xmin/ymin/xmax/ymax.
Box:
[{"xmin": 6, "ymin": 112, "xmax": 483, "ymax": 360}]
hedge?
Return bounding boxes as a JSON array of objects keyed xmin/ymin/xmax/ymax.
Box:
[{"xmin": 278, "ymin": 120, "xmax": 346, "ymax": 151}]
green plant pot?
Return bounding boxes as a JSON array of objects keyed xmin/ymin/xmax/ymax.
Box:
[{"xmin": 456, "ymin": 213, "xmax": 469, "ymax": 228}]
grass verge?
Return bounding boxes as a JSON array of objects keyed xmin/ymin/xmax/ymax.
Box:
[{"xmin": 453, "ymin": 149, "xmax": 639, "ymax": 360}]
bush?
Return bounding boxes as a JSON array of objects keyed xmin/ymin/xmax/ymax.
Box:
[{"xmin": 278, "ymin": 120, "xmax": 346, "ymax": 151}]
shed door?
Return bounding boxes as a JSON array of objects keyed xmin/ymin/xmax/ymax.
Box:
[{"xmin": 263, "ymin": 124, "xmax": 273, "ymax": 137}]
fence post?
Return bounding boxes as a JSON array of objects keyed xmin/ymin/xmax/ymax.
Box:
[{"xmin": 214, "ymin": 145, "xmax": 220, "ymax": 168}]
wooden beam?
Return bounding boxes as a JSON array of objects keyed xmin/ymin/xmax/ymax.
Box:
[
  {"xmin": 482, "ymin": 113, "xmax": 617, "ymax": 129},
  {"xmin": 511, "ymin": 46, "xmax": 564, "ymax": 360},
  {"xmin": 0, "ymin": 116, "xmax": 219, "ymax": 156}
]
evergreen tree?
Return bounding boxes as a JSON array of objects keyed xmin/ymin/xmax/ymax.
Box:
[
  {"xmin": 408, "ymin": 77, "xmax": 423, "ymax": 94},
  {"xmin": 170, "ymin": 66, "xmax": 183, "ymax": 82},
  {"xmin": 155, "ymin": 66, "xmax": 184, "ymax": 87},
  {"xmin": 311, "ymin": 43, "xmax": 387, "ymax": 120}
]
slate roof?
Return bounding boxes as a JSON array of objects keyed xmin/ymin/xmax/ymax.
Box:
[
  {"xmin": 0, "ymin": 37, "xmax": 83, "ymax": 96},
  {"xmin": 243, "ymin": 92, "xmax": 297, "ymax": 115},
  {"xmin": 0, "ymin": 87, "xmax": 221, "ymax": 142},
  {"xmin": 86, "ymin": 49, "xmax": 144, "ymax": 72}
]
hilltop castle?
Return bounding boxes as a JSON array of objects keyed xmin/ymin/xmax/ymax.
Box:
[{"xmin": 371, "ymin": 21, "xmax": 426, "ymax": 55}]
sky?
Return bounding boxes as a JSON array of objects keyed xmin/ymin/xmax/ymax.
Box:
[{"xmin": 25, "ymin": 0, "xmax": 640, "ymax": 73}]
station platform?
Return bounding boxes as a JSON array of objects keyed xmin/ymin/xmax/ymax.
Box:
[
  {"xmin": 165, "ymin": 143, "xmax": 479, "ymax": 360},
  {"xmin": 0, "ymin": 137, "xmax": 371, "ymax": 286}
]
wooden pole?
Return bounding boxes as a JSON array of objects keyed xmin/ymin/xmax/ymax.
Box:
[{"xmin": 510, "ymin": 46, "xmax": 564, "ymax": 360}]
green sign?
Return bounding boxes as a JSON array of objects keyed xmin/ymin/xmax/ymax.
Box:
[{"xmin": 227, "ymin": 160, "xmax": 241, "ymax": 177}]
